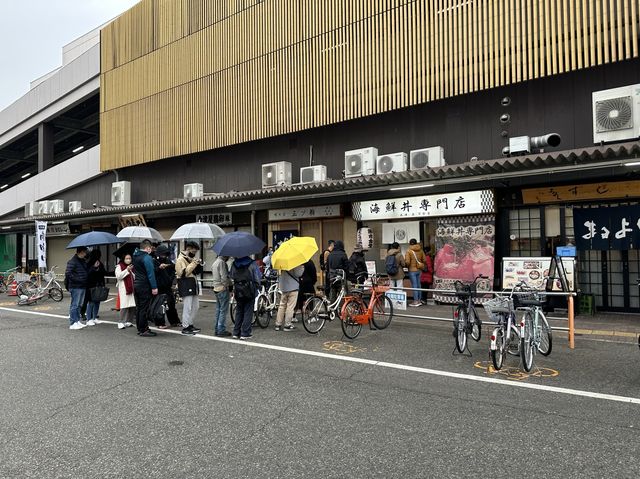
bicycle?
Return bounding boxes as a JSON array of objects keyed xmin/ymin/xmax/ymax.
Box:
[
  {"xmin": 517, "ymin": 285, "xmax": 553, "ymax": 372},
  {"xmin": 301, "ymin": 269, "xmax": 359, "ymax": 334},
  {"xmin": 253, "ymin": 276, "xmax": 282, "ymax": 329},
  {"xmin": 452, "ymin": 274, "xmax": 489, "ymax": 353},
  {"xmin": 340, "ymin": 274, "xmax": 394, "ymax": 340},
  {"xmin": 0, "ymin": 266, "xmax": 20, "ymax": 293},
  {"xmin": 484, "ymin": 286, "xmax": 521, "ymax": 370},
  {"xmin": 17, "ymin": 267, "xmax": 64, "ymax": 305}
]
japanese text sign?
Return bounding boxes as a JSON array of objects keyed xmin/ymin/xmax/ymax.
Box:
[
  {"xmin": 195, "ymin": 213, "xmax": 232, "ymax": 226},
  {"xmin": 523, "ymin": 181, "xmax": 640, "ymax": 204},
  {"xmin": 269, "ymin": 205, "xmax": 340, "ymax": 221},
  {"xmin": 35, "ymin": 221, "xmax": 47, "ymax": 268},
  {"xmin": 573, "ymin": 206, "xmax": 640, "ymax": 250}
]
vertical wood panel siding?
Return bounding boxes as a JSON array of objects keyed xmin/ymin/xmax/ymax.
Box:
[{"xmin": 100, "ymin": 0, "xmax": 640, "ymax": 170}]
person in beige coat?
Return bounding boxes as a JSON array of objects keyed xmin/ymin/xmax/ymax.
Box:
[
  {"xmin": 405, "ymin": 238, "xmax": 427, "ymax": 307},
  {"xmin": 175, "ymin": 241, "xmax": 203, "ymax": 335},
  {"xmin": 386, "ymin": 242, "xmax": 406, "ymax": 289},
  {"xmin": 115, "ymin": 254, "xmax": 136, "ymax": 329}
]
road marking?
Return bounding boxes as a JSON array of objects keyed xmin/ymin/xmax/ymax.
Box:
[
  {"xmin": 323, "ymin": 340, "xmax": 367, "ymax": 355},
  {"xmin": 2, "ymin": 307, "xmax": 640, "ymax": 405},
  {"xmin": 473, "ymin": 361, "xmax": 560, "ymax": 381}
]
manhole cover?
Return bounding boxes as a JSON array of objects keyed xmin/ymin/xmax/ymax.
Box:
[{"xmin": 168, "ymin": 360, "xmax": 184, "ymax": 366}]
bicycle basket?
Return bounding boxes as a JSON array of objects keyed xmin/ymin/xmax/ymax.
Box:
[
  {"xmin": 44, "ymin": 272, "xmax": 55, "ymax": 282},
  {"xmin": 483, "ymin": 296, "xmax": 513, "ymax": 319},
  {"xmin": 454, "ymin": 282, "xmax": 476, "ymax": 298}
]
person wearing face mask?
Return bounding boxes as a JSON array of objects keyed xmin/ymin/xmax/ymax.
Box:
[
  {"xmin": 115, "ymin": 253, "xmax": 136, "ymax": 330},
  {"xmin": 175, "ymin": 241, "xmax": 203, "ymax": 336},
  {"xmin": 154, "ymin": 244, "xmax": 180, "ymax": 328},
  {"xmin": 132, "ymin": 240, "xmax": 159, "ymax": 337},
  {"xmin": 65, "ymin": 246, "xmax": 89, "ymax": 330}
]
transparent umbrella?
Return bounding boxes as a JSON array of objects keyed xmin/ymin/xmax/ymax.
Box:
[
  {"xmin": 170, "ymin": 222, "xmax": 226, "ymax": 240},
  {"xmin": 117, "ymin": 226, "xmax": 165, "ymax": 242}
]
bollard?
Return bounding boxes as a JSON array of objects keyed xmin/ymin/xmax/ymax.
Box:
[{"xmin": 568, "ymin": 295, "xmax": 575, "ymax": 349}]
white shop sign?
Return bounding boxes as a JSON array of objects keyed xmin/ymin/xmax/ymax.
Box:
[
  {"xmin": 502, "ymin": 257, "xmax": 575, "ymax": 291},
  {"xmin": 352, "ymin": 190, "xmax": 494, "ymax": 221},
  {"xmin": 47, "ymin": 223, "xmax": 71, "ymax": 236},
  {"xmin": 195, "ymin": 213, "xmax": 232, "ymax": 226},
  {"xmin": 269, "ymin": 204, "xmax": 341, "ymax": 221},
  {"xmin": 386, "ymin": 290, "xmax": 407, "ymax": 311}
]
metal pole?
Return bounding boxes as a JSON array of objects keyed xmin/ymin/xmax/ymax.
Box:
[
  {"xmin": 250, "ymin": 210, "xmax": 256, "ymax": 235},
  {"xmin": 568, "ymin": 295, "xmax": 575, "ymax": 349}
]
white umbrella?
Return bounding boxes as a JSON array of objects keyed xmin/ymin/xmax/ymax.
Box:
[
  {"xmin": 170, "ymin": 222, "xmax": 226, "ymax": 240},
  {"xmin": 117, "ymin": 226, "xmax": 165, "ymax": 242}
]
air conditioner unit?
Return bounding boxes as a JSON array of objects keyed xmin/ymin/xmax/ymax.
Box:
[
  {"xmin": 345, "ymin": 147, "xmax": 378, "ymax": 177},
  {"xmin": 410, "ymin": 146, "xmax": 446, "ymax": 170},
  {"xmin": 300, "ymin": 165, "xmax": 327, "ymax": 184},
  {"xmin": 376, "ymin": 152, "xmax": 408, "ymax": 174},
  {"xmin": 184, "ymin": 183, "xmax": 204, "ymax": 199},
  {"xmin": 261, "ymin": 161, "xmax": 292, "ymax": 188},
  {"xmin": 48, "ymin": 200, "xmax": 64, "ymax": 214},
  {"xmin": 592, "ymin": 84, "xmax": 640, "ymax": 143},
  {"xmin": 37, "ymin": 201, "xmax": 50, "ymax": 215},
  {"xmin": 68, "ymin": 201, "xmax": 82, "ymax": 213},
  {"xmin": 24, "ymin": 202, "xmax": 38, "ymax": 217},
  {"xmin": 111, "ymin": 181, "xmax": 131, "ymax": 206}
]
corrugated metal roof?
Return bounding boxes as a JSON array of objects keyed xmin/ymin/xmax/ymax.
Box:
[{"xmin": 4, "ymin": 141, "xmax": 640, "ymax": 226}]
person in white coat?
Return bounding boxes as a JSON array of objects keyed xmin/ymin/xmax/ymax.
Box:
[{"xmin": 115, "ymin": 254, "xmax": 136, "ymax": 329}]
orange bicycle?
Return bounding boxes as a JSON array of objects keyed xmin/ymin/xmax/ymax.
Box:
[{"xmin": 340, "ymin": 274, "xmax": 393, "ymax": 339}]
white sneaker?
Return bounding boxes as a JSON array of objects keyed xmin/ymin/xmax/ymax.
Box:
[
  {"xmin": 124, "ymin": 322, "xmax": 133, "ymax": 328},
  {"xmin": 69, "ymin": 322, "xmax": 84, "ymax": 330},
  {"xmin": 118, "ymin": 323, "xmax": 126, "ymax": 329},
  {"xmin": 93, "ymin": 319, "xmax": 101, "ymax": 325},
  {"xmin": 86, "ymin": 320, "xmax": 97, "ymax": 326}
]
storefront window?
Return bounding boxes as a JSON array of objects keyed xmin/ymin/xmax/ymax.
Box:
[{"xmin": 509, "ymin": 208, "xmax": 541, "ymax": 256}]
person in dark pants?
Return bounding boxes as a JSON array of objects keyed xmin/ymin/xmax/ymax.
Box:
[
  {"xmin": 230, "ymin": 256, "xmax": 261, "ymax": 340},
  {"xmin": 327, "ymin": 240, "xmax": 350, "ymax": 302},
  {"xmin": 295, "ymin": 259, "xmax": 317, "ymax": 315},
  {"xmin": 132, "ymin": 240, "xmax": 159, "ymax": 337},
  {"xmin": 154, "ymin": 244, "xmax": 180, "ymax": 328},
  {"xmin": 85, "ymin": 249, "xmax": 106, "ymax": 326},
  {"xmin": 320, "ymin": 240, "xmax": 335, "ymax": 297},
  {"xmin": 65, "ymin": 247, "xmax": 89, "ymax": 330}
]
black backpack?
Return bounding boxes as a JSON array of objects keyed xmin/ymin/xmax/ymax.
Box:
[
  {"xmin": 231, "ymin": 264, "xmax": 256, "ymax": 301},
  {"xmin": 385, "ymin": 254, "xmax": 399, "ymax": 275},
  {"xmin": 149, "ymin": 293, "xmax": 168, "ymax": 322}
]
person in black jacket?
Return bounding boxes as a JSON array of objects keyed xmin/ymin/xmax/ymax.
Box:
[
  {"xmin": 132, "ymin": 240, "xmax": 159, "ymax": 337},
  {"xmin": 154, "ymin": 244, "xmax": 180, "ymax": 328},
  {"xmin": 84, "ymin": 249, "xmax": 106, "ymax": 326},
  {"xmin": 65, "ymin": 247, "xmax": 89, "ymax": 330},
  {"xmin": 327, "ymin": 240, "xmax": 350, "ymax": 301},
  {"xmin": 295, "ymin": 259, "xmax": 317, "ymax": 314},
  {"xmin": 348, "ymin": 246, "xmax": 368, "ymax": 285}
]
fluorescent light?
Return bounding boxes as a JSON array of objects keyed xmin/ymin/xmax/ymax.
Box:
[
  {"xmin": 624, "ymin": 161, "xmax": 640, "ymax": 167},
  {"xmin": 1, "ymin": 226, "xmax": 11, "ymax": 230},
  {"xmin": 21, "ymin": 173, "xmax": 31, "ymax": 179},
  {"xmin": 389, "ymin": 184, "xmax": 435, "ymax": 191},
  {"xmin": 0, "ymin": 184, "xmax": 8, "ymax": 189},
  {"xmin": 72, "ymin": 146, "xmax": 85, "ymax": 153},
  {"xmin": 51, "ymin": 221, "xmax": 65, "ymax": 225},
  {"xmin": 226, "ymin": 202, "xmax": 252, "ymax": 208},
  {"xmin": 120, "ymin": 214, "xmax": 140, "ymax": 218}
]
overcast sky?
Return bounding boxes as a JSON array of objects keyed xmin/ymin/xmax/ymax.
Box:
[{"xmin": 0, "ymin": 0, "xmax": 140, "ymax": 111}]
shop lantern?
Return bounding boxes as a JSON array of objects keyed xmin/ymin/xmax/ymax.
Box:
[{"xmin": 357, "ymin": 227, "xmax": 374, "ymax": 250}]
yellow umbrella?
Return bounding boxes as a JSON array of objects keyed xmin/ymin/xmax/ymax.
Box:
[{"xmin": 271, "ymin": 236, "xmax": 318, "ymax": 271}]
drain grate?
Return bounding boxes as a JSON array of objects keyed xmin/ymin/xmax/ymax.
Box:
[{"xmin": 168, "ymin": 360, "xmax": 184, "ymax": 366}]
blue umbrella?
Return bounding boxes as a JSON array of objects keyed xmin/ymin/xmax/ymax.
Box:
[
  {"xmin": 211, "ymin": 231, "xmax": 265, "ymax": 258},
  {"xmin": 66, "ymin": 231, "xmax": 121, "ymax": 249}
]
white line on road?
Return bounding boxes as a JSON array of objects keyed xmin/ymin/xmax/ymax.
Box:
[{"xmin": 3, "ymin": 306, "xmax": 639, "ymax": 405}]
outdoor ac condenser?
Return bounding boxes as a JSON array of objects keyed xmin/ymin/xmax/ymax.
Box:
[
  {"xmin": 111, "ymin": 181, "xmax": 132, "ymax": 206},
  {"xmin": 410, "ymin": 146, "xmax": 446, "ymax": 170},
  {"xmin": 68, "ymin": 201, "xmax": 82, "ymax": 213},
  {"xmin": 261, "ymin": 162, "xmax": 292, "ymax": 188},
  {"xmin": 37, "ymin": 201, "xmax": 50, "ymax": 215},
  {"xmin": 300, "ymin": 165, "xmax": 327, "ymax": 184},
  {"xmin": 592, "ymin": 84, "xmax": 640, "ymax": 143},
  {"xmin": 184, "ymin": 183, "xmax": 204, "ymax": 199},
  {"xmin": 345, "ymin": 147, "xmax": 377, "ymax": 177},
  {"xmin": 376, "ymin": 152, "xmax": 408, "ymax": 174},
  {"xmin": 48, "ymin": 200, "xmax": 64, "ymax": 214},
  {"xmin": 24, "ymin": 202, "xmax": 38, "ymax": 217}
]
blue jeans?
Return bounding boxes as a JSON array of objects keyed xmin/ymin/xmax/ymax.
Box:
[
  {"xmin": 215, "ymin": 289, "xmax": 230, "ymax": 333},
  {"xmin": 86, "ymin": 301, "xmax": 100, "ymax": 321},
  {"xmin": 408, "ymin": 271, "xmax": 422, "ymax": 302},
  {"xmin": 69, "ymin": 288, "xmax": 86, "ymax": 325},
  {"xmin": 233, "ymin": 300, "xmax": 253, "ymax": 338}
]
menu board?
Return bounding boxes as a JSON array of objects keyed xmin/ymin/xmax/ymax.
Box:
[{"xmin": 502, "ymin": 257, "xmax": 575, "ymax": 291}]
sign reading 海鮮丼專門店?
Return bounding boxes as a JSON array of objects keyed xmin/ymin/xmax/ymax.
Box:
[
  {"xmin": 573, "ymin": 206, "xmax": 640, "ymax": 250},
  {"xmin": 352, "ymin": 190, "xmax": 495, "ymax": 221}
]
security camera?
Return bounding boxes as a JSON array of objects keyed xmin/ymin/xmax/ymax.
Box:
[
  {"xmin": 501, "ymin": 96, "xmax": 511, "ymax": 106},
  {"xmin": 500, "ymin": 113, "xmax": 511, "ymax": 124},
  {"xmin": 92, "ymin": 203, "xmax": 97, "ymax": 208},
  {"xmin": 502, "ymin": 146, "xmax": 511, "ymax": 156}
]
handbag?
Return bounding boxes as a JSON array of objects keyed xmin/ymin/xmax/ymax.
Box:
[
  {"xmin": 90, "ymin": 286, "xmax": 110, "ymax": 302},
  {"xmin": 177, "ymin": 274, "xmax": 198, "ymax": 297}
]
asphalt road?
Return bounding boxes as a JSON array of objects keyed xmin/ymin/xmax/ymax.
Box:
[{"xmin": 1, "ymin": 296, "xmax": 639, "ymax": 478}]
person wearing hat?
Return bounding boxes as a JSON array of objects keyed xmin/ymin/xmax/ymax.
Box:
[
  {"xmin": 154, "ymin": 244, "xmax": 180, "ymax": 328},
  {"xmin": 175, "ymin": 241, "xmax": 203, "ymax": 335},
  {"xmin": 348, "ymin": 244, "xmax": 368, "ymax": 286}
]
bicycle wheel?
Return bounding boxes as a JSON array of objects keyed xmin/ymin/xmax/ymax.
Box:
[
  {"xmin": 455, "ymin": 307, "xmax": 468, "ymax": 353},
  {"xmin": 537, "ymin": 312, "xmax": 553, "ymax": 356},
  {"xmin": 17, "ymin": 282, "xmax": 34, "ymax": 297},
  {"xmin": 490, "ymin": 327, "xmax": 506, "ymax": 370},
  {"xmin": 506, "ymin": 320, "xmax": 520, "ymax": 357},
  {"xmin": 302, "ymin": 296, "xmax": 327, "ymax": 334},
  {"xmin": 341, "ymin": 300, "xmax": 363, "ymax": 340},
  {"xmin": 0, "ymin": 281, "xmax": 6, "ymax": 293},
  {"xmin": 469, "ymin": 307, "xmax": 482, "ymax": 342},
  {"xmin": 371, "ymin": 294, "xmax": 393, "ymax": 329},
  {"xmin": 48, "ymin": 287, "xmax": 63, "ymax": 302},
  {"xmin": 255, "ymin": 294, "xmax": 271, "ymax": 329},
  {"xmin": 521, "ymin": 313, "xmax": 534, "ymax": 372}
]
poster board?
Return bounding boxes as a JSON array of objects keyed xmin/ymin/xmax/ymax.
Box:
[{"xmin": 502, "ymin": 257, "xmax": 575, "ymax": 291}]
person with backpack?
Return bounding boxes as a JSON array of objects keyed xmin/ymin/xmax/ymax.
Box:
[
  {"xmin": 327, "ymin": 240, "xmax": 349, "ymax": 302},
  {"xmin": 295, "ymin": 259, "xmax": 317, "ymax": 314},
  {"xmin": 348, "ymin": 246, "xmax": 368, "ymax": 285},
  {"xmin": 230, "ymin": 255, "xmax": 261, "ymax": 340},
  {"xmin": 320, "ymin": 240, "xmax": 335, "ymax": 296},
  {"xmin": 175, "ymin": 241, "xmax": 203, "ymax": 336},
  {"xmin": 132, "ymin": 240, "xmax": 159, "ymax": 337},
  {"xmin": 275, "ymin": 264, "xmax": 305, "ymax": 331},
  {"xmin": 386, "ymin": 242, "xmax": 406, "ymax": 289},
  {"xmin": 405, "ymin": 238, "xmax": 427, "ymax": 307},
  {"xmin": 154, "ymin": 244, "xmax": 180, "ymax": 329}
]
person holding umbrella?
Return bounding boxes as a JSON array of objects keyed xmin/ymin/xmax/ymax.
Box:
[
  {"xmin": 132, "ymin": 240, "xmax": 159, "ymax": 337},
  {"xmin": 65, "ymin": 247, "xmax": 89, "ymax": 330},
  {"xmin": 154, "ymin": 244, "xmax": 180, "ymax": 328},
  {"xmin": 115, "ymin": 253, "xmax": 136, "ymax": 329},
  {"xmin": 229, "ymin": 255, "xmax": 261, "ymax": 340},
  {"xmin": 275, "ymin": 264, "xmax": 304, "ymax": 331},
  {"xmin": 175, "ymin": 241, "xmax": 203, "ymax": 336}
]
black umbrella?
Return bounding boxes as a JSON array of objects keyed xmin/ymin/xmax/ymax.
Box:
[{"xmin": 112, "ymin": 242, "xmax": 137, "ymax": 259}]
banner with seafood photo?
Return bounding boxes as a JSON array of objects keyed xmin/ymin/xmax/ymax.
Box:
[{"xmin": 433, "ymin": 215, "xmax": 495, "ymax": 303}]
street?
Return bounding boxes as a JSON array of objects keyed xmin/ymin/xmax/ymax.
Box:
[{"xmin": 1, "ymin": 297, "xmax": 639, "ymax": 478}]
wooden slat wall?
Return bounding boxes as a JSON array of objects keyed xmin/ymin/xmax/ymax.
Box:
[{"xmin": 100, "ymin": 0, "xmax": 640, "ymax": 170}]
